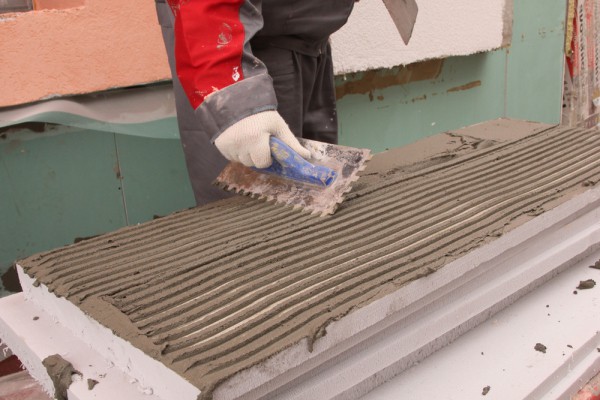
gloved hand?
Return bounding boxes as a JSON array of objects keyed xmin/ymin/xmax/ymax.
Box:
[{"xmin": 215, "ymin": 111, "xmax": 311, "ymax": 169}]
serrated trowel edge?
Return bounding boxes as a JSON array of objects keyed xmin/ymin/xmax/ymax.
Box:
[{"xmin": 214, "ymin": 139, "xmax": 372, "ymax": 217}]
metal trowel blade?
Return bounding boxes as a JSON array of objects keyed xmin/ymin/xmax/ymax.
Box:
[
  {"xmin": 382, "ymin": 0, "xmax": 419, "ymax": 45},
  {"xmin": 214, "ymin": 139, "xmax": 371, "ymax": 216}
]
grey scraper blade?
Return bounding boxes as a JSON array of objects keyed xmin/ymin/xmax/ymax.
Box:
[{"xmin": 382, "ymin": 0, "xmax": 419, "ymax": 45}]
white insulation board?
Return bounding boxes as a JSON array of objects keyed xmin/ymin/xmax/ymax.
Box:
[{"xmin": 331, "ymin": 0, "xmax": 510, "ymax": 74}]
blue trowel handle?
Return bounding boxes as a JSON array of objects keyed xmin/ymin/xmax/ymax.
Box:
[{"xmin": 257, "ymin": 136, "xmax": 337, "ymax": 187}]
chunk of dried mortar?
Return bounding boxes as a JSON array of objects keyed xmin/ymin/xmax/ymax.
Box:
[
  {"xmin": 534, "ymin": 343, "xmax": 547, "ymax": 353},
  {"xmin": 576, "ymin": 279, "xmax": 596, "ymax": 290},
  {"xmin": 87, "ymin": 378, "xmax": 99, "ymax": 390},
  {"xmin": 42, "ymin": 354, "xmax": 80, "ymax": 400}
]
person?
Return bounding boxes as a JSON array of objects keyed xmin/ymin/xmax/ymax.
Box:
[{"xmin": 154, "ymin": 0, "xmax": 355, "ymax": 205}]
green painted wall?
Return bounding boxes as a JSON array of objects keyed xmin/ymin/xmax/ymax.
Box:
[
  {"xmin": 337, "ymin": 0, "xmax": 567, "ymax": 152},
  {"xmin": 337, "ymin": 51, "xmax": 507, "ymax": 152},
  {"xmin": 505, "ymin": 0, "xmax": 566, "ymax": 123},
  {"xmin": 114, "ymin": 133, "xmax": 194, "ymax": 224},
  {"xmin": 0, "ymin": 125, "xmax": 194, "ymax": 297},
  {"xmin": 0, "ymin": 0, "xmax": 567, "ymax": 296}
]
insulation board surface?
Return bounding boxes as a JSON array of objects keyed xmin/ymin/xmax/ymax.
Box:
[{"xmin": 18, "ymin": 125, "xmax": 600, "ymax": 399}]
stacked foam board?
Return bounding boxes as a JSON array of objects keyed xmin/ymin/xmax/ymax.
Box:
[{"xmin": 1, "ymin": 121, "xmax": 600, "ymax": 400}]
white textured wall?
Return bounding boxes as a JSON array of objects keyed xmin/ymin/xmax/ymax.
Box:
[{"xmin": 331, "ymin": 0, "xmax": 509, "ymax": 74}]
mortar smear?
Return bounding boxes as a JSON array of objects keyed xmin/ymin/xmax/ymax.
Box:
[{"xmin": 42, "ymin": 354, "xmax": 80, "ymax": 400}]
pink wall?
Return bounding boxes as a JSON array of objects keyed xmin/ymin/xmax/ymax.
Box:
[{"xmin": 0, "ymin": 0, "xmax": 171, "ymax": 107}]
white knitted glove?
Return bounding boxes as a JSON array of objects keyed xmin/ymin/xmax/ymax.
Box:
[{"xmin": 215, "ymin": 111, "xmax": 311, "ymax": 168}]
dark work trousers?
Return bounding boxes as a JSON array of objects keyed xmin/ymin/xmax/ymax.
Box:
[
  {"xmin": 155, "ymin": 2, "xmax": 339, "ymax": 204},
  {"xmin": 252, "ymin": 43, "xmax": 339, "ymax": 144}
]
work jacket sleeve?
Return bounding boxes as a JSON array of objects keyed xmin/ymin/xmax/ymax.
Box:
[{"xmin": 166, "ymin": 0, "xmax": 278, "ymax": 142}]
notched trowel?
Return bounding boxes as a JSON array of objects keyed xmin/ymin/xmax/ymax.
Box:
[{"xmin": 215, "ymin": 137, "xmax": 371, "ymax": 216}]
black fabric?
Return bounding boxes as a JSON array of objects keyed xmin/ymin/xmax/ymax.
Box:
[
  {"xmin": 258, "ymin": 0, "xmax": 355, "ymax": 43},
  {"xmin": 253, "ymin": 43, "xmax": 338, "ymax": 144},
  {"xmin": 248, "ymin": 0, "xmax": 353, "ymax": 144},
  {"xmin": 251, "ymin": 35, "xmax": 329, "ymax": 57}
]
